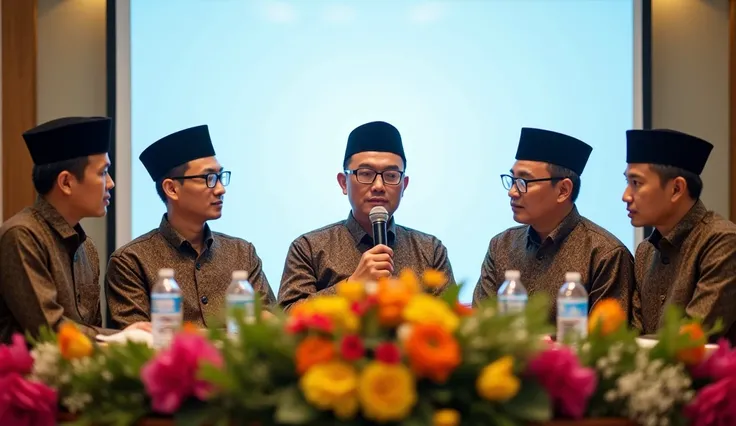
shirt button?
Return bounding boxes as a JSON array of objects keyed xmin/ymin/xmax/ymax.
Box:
[
  {"xmin": 536, "ymin": 254, "xmax": 544, "ymax": 261},
  {"xmin": 73, "ymin": 253, "xmax": 79, "ymax": 262},
  {"xmin": 77, "ymin": 293, "xmax": 81, "ymax": 303},
  {"xmin": 659, "ymin": 294, "xmax": 666, "ymax": 304},
  {"xmin": 662, "ymin": 257, "xmax": 670, "ymax": 265},
  {"xmin": 195, "ymin": 263, "xmax": 201, "ymax": 270},
  {"xmin": 201, "ymin": 296, "xmax": 208, "ymax": 305}
]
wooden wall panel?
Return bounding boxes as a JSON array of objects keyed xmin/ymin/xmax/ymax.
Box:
[{"xmin": 2, "ymin": 0, "xmax": 37, "ymax": 221}]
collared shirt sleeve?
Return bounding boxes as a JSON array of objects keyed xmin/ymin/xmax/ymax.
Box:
[
  {"xmin": 685, "ymin": 232, "xmax": 736, "ymax": 335},
  {"xmin": 431, "ymin": 239, "xmax": 456, "ymax": 294},
  {"xmin": 0, "ymin": 227, "xmax": 103, "ymax": 339},
  {"xmin": 105, "ymin": 251, "xmax": 152, "ymax": 328},
  {"xmin": 472, "ymin": 238, "xmax": 499, "ymax": 306},
  {"xmin": 243, "ymin": 243, "xmax": 276, "ymax": 308},
  {"xmin": 588, "ymin": 246, "xmax": 635, "ymax": 318},
  {"xmin": 278, "ymin": 237, "xmax": 336, "ymax": 311}
]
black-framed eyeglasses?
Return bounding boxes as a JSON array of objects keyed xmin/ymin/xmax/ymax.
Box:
[
  {"xmin": 345, "ymin": 168, "xmax": 405, "ymax": 186},
  {"xmin": 169, "ymin": 171, "xmax": 231, "ymax": 188},
  {"xmin": 500, "ymin": 174, "xmax": 565, "ymax": 193}
]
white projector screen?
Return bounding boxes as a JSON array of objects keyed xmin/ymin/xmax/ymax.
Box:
[{"xmin": 115, "ymin": 0, "xmax": 644, "ymax": 303}]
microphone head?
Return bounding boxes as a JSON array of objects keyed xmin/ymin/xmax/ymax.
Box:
[{"xmin": 369, "ymin": 206, "xmax": 389, "ymax": 223}]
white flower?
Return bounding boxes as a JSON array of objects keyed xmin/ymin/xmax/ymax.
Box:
[
  {"xmin": 29, "ymin": 343, "xmax": 62, "ymax": 388},
  {"xmin": 62, "ymin": 392, "xmax": 92, "ymax": 413}
]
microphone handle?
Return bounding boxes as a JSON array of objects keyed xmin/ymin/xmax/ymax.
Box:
[{"xmin": 372, "ymin": 220, "xmax": 387, "ymax": 246}]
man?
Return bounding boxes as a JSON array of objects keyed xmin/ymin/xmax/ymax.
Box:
[
  {"xmin": 473, "ymin": 127, "xmax": 634, "ymax": 320},
  {"xmin": 624, "ymin": 129, "xmax": 736, "ymax": 341},
  {"xmin": 0, "ymin": 117, "xmax": 150, "ymax": 342},
  {"xmin": 278, "ymin": 121, "xmax": 455, "ymax": 310},
  {"xmin": 105, "ymin": 125, "xmax": 275, "ymax": 328}
]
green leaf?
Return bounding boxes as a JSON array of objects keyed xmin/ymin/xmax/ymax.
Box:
[
  {"xmin": 440, "ymin": 281, "xmax": 462, "ymax": 306},
  {"xmin": 274, "ymin": 386, "xmax": 318, "ymax": 425},
  {"xmin": 175, "ymin": 399, "xmax": 221, "ymax": 426},
  {"xmin": 502, "ymin": 380, "xmax": 552, "ymax": 422},
  {"xmin": 432, "ymin": 388, "xmax": 454, "ymax": 404}
]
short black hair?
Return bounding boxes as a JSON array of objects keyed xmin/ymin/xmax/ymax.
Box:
[
  {"xmin": 547, "ymin": 164, "xmax": 581, "ymax": 203},
  {"xmin": 155, "ymin": 163, "xmax": 189, "ymax": 203},
  {"xmin": 649, "ymin": 164, "xmax": 703, "ymax": 200},
  {"xmin": 31, "ymin": 156, "xmax": 89, "ymax": 195}
]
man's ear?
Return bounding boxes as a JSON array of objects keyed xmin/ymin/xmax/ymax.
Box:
[
  {"xmin": 671, "ymin": 176, "xmax": 687, "ymax": 202},
  {"xmin": 162, "ymin": 178, "xmax": 180, "ymax": 202},
  {"xmin": 56, "ymin": 171, "xmax": 74, "ymax": 195},
  {"xmin": 337, "ymin": 172, "xmax": 348, "ymax": 195},
  {"xmin": 556, "ymin": 178, "xmax": 573, "ymax": 203}
]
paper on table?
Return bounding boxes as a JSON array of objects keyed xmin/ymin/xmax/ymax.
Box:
[{"xmin": 96, "ymin": 329, "xmax": 153, "ymax": 347}]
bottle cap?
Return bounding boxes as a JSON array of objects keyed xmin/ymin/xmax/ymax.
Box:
[
  {"xmin": 232, "ymin": 270, "xmax": 249, "ymax": 281},
  {"xmin": 158, "ymin": 268, "xmax": 174, "ymax": 278},
  {"xmin": 565, "ymin": 272, "xmax": 582, "ymax": 282},
  {"xmin": 504, "ymin": 270, "xmax": 521, "ymax": 280}
]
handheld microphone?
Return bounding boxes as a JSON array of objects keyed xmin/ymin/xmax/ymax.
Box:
[{"xmin": 369, "ymin": 206, "xmax": 389, "ymax": 247}]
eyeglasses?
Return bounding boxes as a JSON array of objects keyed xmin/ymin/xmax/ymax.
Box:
[
  {"xmin": 345, "ymin": 168, "xmax": 405, "ymax": 186},
  {"xmin": 169, "ymin": 171, "xmax": 231, "ymax": 188},
  {"xmin": 500, "ymin": 174, "xmax": 565, "ymax": 193}
]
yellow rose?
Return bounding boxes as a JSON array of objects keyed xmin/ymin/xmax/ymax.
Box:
[
  {"xmin": 403, "ymin": 294, "xmax": 459, "ymax": 332},
  {"xmin": 299, "ymin": 361, "xmax": 359, "ymax": 420},
  {"xmin": 422, "ymin": 269, "xmax": 448, "ymax": 289},
  {"xmin": 398, "ymin": 269, "xmax": 421, "ymax": 293},
  {"xmin": 476, "ymin": 356, "xmax": 520, "ymax": 401},
  {"xmin": 337, "ymin": 280, "xmax": 365, "ymax": 302},
  {"xmin": 359, "ymin": 361, "xmax": 417, "ymax": 422},
  {"xmin": 310, "ymin": 296, "xmax": 360, "ymax": 333},
  {"xmin": 433, "ymin": 409, "xmax": 460, "ymax": 426},
  {"xmin": 58, "ymin": 323, "xmax": 93, "ymax": 360}
]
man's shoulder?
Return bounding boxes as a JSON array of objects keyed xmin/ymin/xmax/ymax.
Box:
[
  {"xmin": 294, "ymin": 220, "xmax": 347, "ymax": 242},
  {"xmin": 395, "ymin": 223, "xmax": 444, "ymax": 244},
  {"xmin": 576, "ymin": 216, "xmax": 631, "ymax": 253},
  {"xmin": 489, "ymin": 225, "xmax": 527, "ymax": 246},
  {"xmin": 0, "ymin": 208, "xmax": 44, "ymax": 240},
  {"xmin": 211, "ymin": 230, "xmax": 257, "ymax": 250},
  {"xmin": 701, "ymin": 211, "xmax": 736, "ymax": 238},
  {"xmin": 110, "ymin": 228, "xmax": 162, "ymax": 258}
]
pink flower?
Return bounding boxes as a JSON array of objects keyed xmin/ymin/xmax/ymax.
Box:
[
  {"xmin": 374, "ymin": 342, "xmax": 401, "ymax": 365},
  {"xmin": 692, "ymin": 339, "xmax": 736, "ymax": 381},
  {"xmin": 0, "ymin": 373, "xmax": 57, "ymax": 426},
  {"xmin": 527, "ymin": 346, "xmax": 597, "ymax": 419},
  {"xmin": 685, "ymin": 376, "xmax": 736, "ymax": 426},
  {"xmin": 340, "ymin": 335, "xmax": 364, "ymax": 361},
  {"xmin": 141, "ymin": 332, "xmax": 223, "ymax": 414},
  {"xmin": 0, "ymin": 334, "xmax": 33, "ymax": 378}
]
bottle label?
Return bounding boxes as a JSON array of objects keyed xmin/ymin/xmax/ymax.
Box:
[
  {"xmin": 151, "ymin": 294, "xmax": 183, "ymax": 349},
  {"xmin": 227, "ymin": 296, "xmax": 255, "ymax": 335},
  {"xmin": 498, "ymin": 295, "xmax": 528, "ymax": 314},
  {"xmin": 557, "ymin": 298, "xmax": 588, "ymax": 342}
]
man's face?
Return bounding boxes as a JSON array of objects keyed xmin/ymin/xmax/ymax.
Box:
[
  {"xmin": 338, "ymin": 151, "xmax": 409, "ymax": 223},
  {"xmin": 622, "ymin": 163, "xmax": 673, "ymax": 228},
  {"xmin": 166, "ymin": 156, "xmax": 227, "ymax": 222},
  {"xmin": 506, "ymin": 160, "xmax": 566, "ymax": 225},
  {"xmin": 69, "ymin": 153, "xmax": 114, "ymax": 218}
]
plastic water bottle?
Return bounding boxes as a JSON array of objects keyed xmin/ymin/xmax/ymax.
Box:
[
  {"xmin": 151, "ymin": 268, "xmax": 183, "ymax": 350},
  {"xmin": 226, "ymin": 270, "xmax": 255, "ymax": 337},
  {"xmin": 497, "ymin": 270, "xmax": 528, "ymax": 314},
  {"xmin": 557, "ymin": 272, "xmax": 589, "ymax": 343}
]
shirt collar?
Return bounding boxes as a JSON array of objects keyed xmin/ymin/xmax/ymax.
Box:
[
  {"xmin": 32, "ymin": 196, "xmax": 87, "ymax": 246},
  {"xmin": 648, "ymin": 200, "xmax": 708, "ymax": 250},
  {"xmin": 158, "ymin": 214, "xmax": 214, "ymax": 252},
  {"xmin": 527, "ymin": 206, "xmax": 582, "ymax": 246},
  {"xmin": 345, "ymin": 211, "xmax": 397, "ymax": 247}
]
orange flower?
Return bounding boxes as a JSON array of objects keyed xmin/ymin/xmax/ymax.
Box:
[
  {"xmin": 454, "ymin": 302, "xmax": 473, "ymax": 317},
  {"xmin": 405, "ymin": 323, "xmax": 460, "ymax": 383},
  {"xmin": 376, "ymin": 280, "xmax": 413, "ymax": 327},
  {"xmin": 677, "ymin": 323, "xmax": 706, "ymax": 366},
  {"xmin": 398, "ymin": 269, "xmax": 421, "ymax": 294},
  {"xmin": 182, "ymin": 322, "xmax": 201, "ymax": 334},
  {"xmin": 296, "ymin": 336, "xmax": 336, "ymax": 374},
  {"xmin": 58, "ymin": 323, "xmax": 93, "ymax": 360},
  {"xmin": 422, "ymin": 269, "xmax": 447, "ymax": 289},
  {"xmin": 588, "ymin": 299, "xmax": 626, "ymax": 336}
]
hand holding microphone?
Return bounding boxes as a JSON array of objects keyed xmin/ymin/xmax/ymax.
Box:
[{"xmin": 348, "ymin": 206, "xmax": 394, "ymax": 282}]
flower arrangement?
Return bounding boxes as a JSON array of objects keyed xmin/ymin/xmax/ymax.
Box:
[{"xmin": 0, "ymin": 269, "xmax": 729, "ymax": 426}]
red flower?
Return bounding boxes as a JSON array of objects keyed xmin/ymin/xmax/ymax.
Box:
[
  {"xmin": 340, "ymin": 335, "xmax": 364, "ymax": 361},
  {"xmin": 375, "ymin": 342, "xmax": 401, "ymax": 364},
  {"xmin": 351, "ymin": 296, "xmax": 378, "ymax": 316},
  {"xmin": 285, "ymin": 314, "xmax": 334, "ymax": 335}
]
